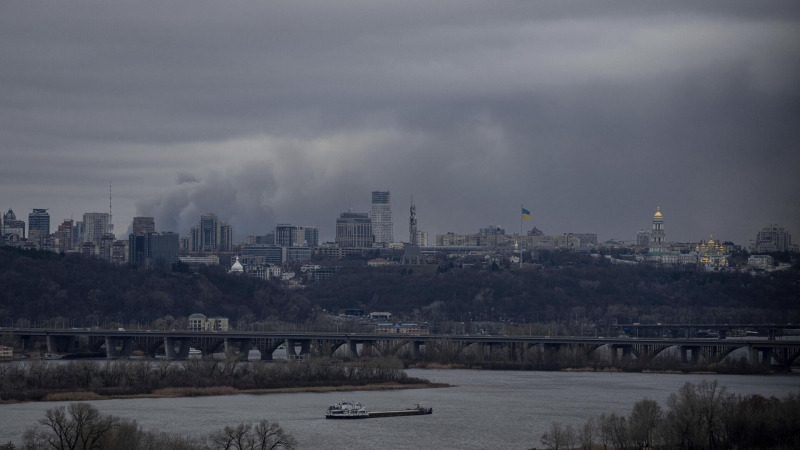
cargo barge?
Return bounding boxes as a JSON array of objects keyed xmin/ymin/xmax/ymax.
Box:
[{"xmin": 325, "ymin": 402, "xmax": 432, "ymax": 419}]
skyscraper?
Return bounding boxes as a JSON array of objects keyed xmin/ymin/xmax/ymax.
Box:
[
  {"xmin": 370, "ymin": 191, "xmax": 393, "ymax": 244},
  {"xmin": 56, "ymin": 219, "xmax": 74, "ymax": 252},
  {"xmin": 275, "ymin": 224, "xmax": 318, "ymax": 247},
  {"xmin": 335, "ymin": 212, "xmax": 373, "ymax": 248},
  {"xmin": 190, "ymin": 213, "xmax": 232, "ymax": 252},
  {"xmin": 28, "ymin": 209, "xmax": 50, "ymax": 236},
  {"xmin": 132, "ymin": 217, "xmax": 155, "ymax": 236},
  {"xmin": 83, "ymin": 212, "xmax": 111, "ymax": 244},
  {"xmin": 145, "ymin": 232, "xmax": 179, "ymax": 271}
]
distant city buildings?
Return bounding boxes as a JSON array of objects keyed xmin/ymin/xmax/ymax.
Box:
[
  {"xmin": 55, "ymin": 219, "xmax": 74, "ymax": 252},
  {"xmin": 2, "ymin": 209, "xmax": 25, "ymax": 239},
  {"xmin": 188, "ymin": 213, "xmax": 233, "ymax": 252},
  {"xmin": 335, "ymin": 212, "xmax": 373, "ymax": 248},
  {"xmin": 370, "ymin": 191, "xmax": 393, "ymax": 244},
  {"xmin": 132, "ymin": 217, "xmax": 155, "ymax": 236},
  {"xmin": 650, "ymin": 207, "xmax": 665, "ymax": 252},
  {"xmin": 145, "ymin": 232, "xmax": 179, "ymax": 271},
  {"xmin": 28, "ymin": 209, "xmax": 50, "ymax": 236},
  {"xmin": 752, "ymin": 224, "xmax": 793, "ymax": 253},
  {"xmin": 275, "ymin": 224, "xmax": 318, "ymax": 247},
  {"xmin": 82, "ymin": 212, "xmax": 111, "ymax": 244}
]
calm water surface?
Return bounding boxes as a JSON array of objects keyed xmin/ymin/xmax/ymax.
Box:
[{"xmin": 1, "ymin": 369, "xmax": 798, "ymax": 449}]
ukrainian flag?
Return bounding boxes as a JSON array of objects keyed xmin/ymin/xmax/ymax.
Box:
[{"xmin": 522, "ymin": 207, "xmax": 531, "ymax": 220}]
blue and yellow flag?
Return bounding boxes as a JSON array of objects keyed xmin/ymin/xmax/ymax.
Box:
[{"xmin": 522, "ymin": 207, "xmax": 531, "ymax": 220}]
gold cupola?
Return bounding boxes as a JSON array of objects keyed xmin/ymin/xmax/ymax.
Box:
[{"xmin": 653, "ymin": 207, "xmax": 663, "ymax": 219}]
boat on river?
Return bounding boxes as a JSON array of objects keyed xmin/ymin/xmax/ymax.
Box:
[
  {"xmin": 325, "ymin": 402, "xmax": 432, "ymax": 419},
  {"xmin": 44, "ymin": 353, "xmax": 64, "ymax": 360}
]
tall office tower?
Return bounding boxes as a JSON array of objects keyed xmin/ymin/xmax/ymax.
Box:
[
  {"xmin": 129, "ymin": 233, "xmax": 147, "ymax": 265},
  {"xmin": 56, "ymin": 219, "xmax": 74, "ymax": 252},
  {"xmin": 370, "ymin": 191, "xmax": 393, "ymax": 244},
  {"xmin": 755, "ymin": 224, "xmax": 792, "ymax": 252},
  {"xmin": 189, "ymin": 213, "xmax": 231, "ymax": 252},
  {"xmin": 276, "ymin": 224, "xmax": 316, "ymax": 247},
  {"xmin": 335, "ymin": 212, "xmax": 373, "ymax": 247},
  {"xmin": 73, "ymin": 221, "xmax": 85, "ymax": 247},
  {"xmin": 145, "ymin": 232, "xmax": 179, "ymax": 271},
  {"xmin": 415, "ymin": 230, "xmax": 428, "ymax": 247},
  {"xmin": 650, "ymin": 207, "xmax": 665, "ymax": 252},
  {"xmin": 304, "ymin": 226, "xmax": 319, "ymax": 247},
  {"xmin": 219, "ymin": 222, "xmax": 233, "ymax": 251},
  {"xmin": 2, "ymin": 209, "xmax": 25, "ymax": 238},
  {"xmin": 99, "ymin": 233, "xmax": 116, "ymax": 261},
  {"xmin": 28, "ymin": 209, "xmax": 50, "ymax": 236},
  {"xmin": 83, "ymin": 212, "xmax": 111, "ymax": 244},
  {"xmin": 132, "ymin": 217, "xmax": 155, "ymax": 235},
  {"xmin": 198, "ymin": 213, "xmax": 219, "ymax": 252}
]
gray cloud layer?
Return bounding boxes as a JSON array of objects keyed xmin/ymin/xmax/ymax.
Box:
[{"xmin": 2, "ymin": 1, "xmax": 799, "ymax": 243}]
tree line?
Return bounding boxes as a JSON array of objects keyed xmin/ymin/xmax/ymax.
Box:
[
  {"xmin": 537, "ymin": 380, "xmax": 800, "ymax": 450},
  {"xmin": 0, "ymin": 357, "xmax": 421, "ymax": 402},
  {"xmin": 1, "ymin": 246, "xmax": 798, "ymax": 329},
  {"xmin": 4, "ymin": 402, "xmax": 295, "ymax": 450}
]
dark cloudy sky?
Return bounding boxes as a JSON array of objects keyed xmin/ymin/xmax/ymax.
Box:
[{"xmin": 2, "ymin": 1, "xmax": 799, "ymax": 244}]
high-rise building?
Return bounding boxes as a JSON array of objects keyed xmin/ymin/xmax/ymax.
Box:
[
  {"xmin": 146, "ymin": 232, "xmax": 179, "ymax": 271},
  {"xmin": 304, "ymin": 227, "xmax": 319, "ymax": 247},
  {"xmin": 132, "ymin": 217, "xmax": 155, "ymax": 236},
  {"xmin": 190, "ymin": 213, "xmax": 233, "ymax": 252},
  {"xmin": 128, "ymin": 234, "xmax": 147, "ymax": 265},
  {"xmin": 275, "ymin": 224, "xmax": 318, "ymax": 247},
  {"xmin": 415, "ymin": 231, "xmax": 428, "ymax": 247},
  {"xmin": 56, "ymin": 219, "xmax": 74, "ymax": 252},
  {"xmin": 73, "ymin": 221, "xmax": 84, "ymax": 247},
  {"xmin": 754, "ymin": 224, "xmax": 793, "ymax": 253},
  {"xmin": 370, "ymin": 191, "xmax": 393, "ymax": 244},
  {"xmin": 335, "ymin": 212, "xmax": 373, "ymax": 248},
  {"xmin": 28, "ymin": 209, "xmax": 50, "ymax": 236},
  {"xmin": 2, "ymin": 209, "xmax": 25, "ymax": 238},
  {"xmin": 83, "ymin": 212, "xmax": 111, "ymax": 244},
  {"xmin": 650, "ymin": 207, "xmax": 665, "ymax": 252}
]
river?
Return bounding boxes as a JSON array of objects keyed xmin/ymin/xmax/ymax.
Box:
[{"xmin": 0, "ymin": 369, "xmax": 798, "ymax": 448}]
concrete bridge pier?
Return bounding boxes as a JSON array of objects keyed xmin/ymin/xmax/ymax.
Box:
[
  {"xmin": 507, "ymin": 342, "xmax": 519, "ymax": 361},
  {"xmin": 410, "ymin": 341, "xmax": 422, "ymax": 359},
  {"xmin": 105, "ymin": 336, "xmax": 133, "ymax": 359},
  {"xmin": 750, "ymin": 347, "xmax": 773, "ymax": 367},
  {"xmin": 361, "ymin": 341, "xmax": 375, "ymax": 357},
  {"xmin": 680, "ymin": 346, "xmax": 700, "ymax": 364},
  {"xmin": 610, "ymin": 344, "xmax": 633, "ymax": 363},
  {"xmin": 224, "ymin": 338, "xmax": 252, "ymax": 361},
  {"xmin": 348, "ymin": 341, "xmax": 359, "ymax": 358},
  {"xmin": 46, "ymin": 335, "xmax": 77, "ymax": 354},
  {"xmin": 540, "ymin": 343, "xmax": 561, "ymax": 363},
  {"xmin": 164, "ymin": 337, "xmax": 191, "ymax": 360},
  {"xmin": 285, "ymin": 339, "xmax": 298, "ymax": 359}
]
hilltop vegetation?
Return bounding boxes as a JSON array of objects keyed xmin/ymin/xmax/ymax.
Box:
[
  {"xmin": 0, "ymin": 247, "xmax": 798, "ymax": 327},
  {"xmin": 0, "ymin": 247, "xmax": 311, "ymax": 325}
]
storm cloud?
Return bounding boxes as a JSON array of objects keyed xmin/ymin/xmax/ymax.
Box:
[{"xmin": 1, "ymin": 1, "xmax": 799, "ymax": 243}]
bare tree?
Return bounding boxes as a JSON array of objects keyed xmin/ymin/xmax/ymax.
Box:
[
  {"xmin": 629, "ymin": 398, "xmax": 662, "ymax": 448},
  {"xmin": 253, "ymin": 420, "xmax": 296, "ymax": 450},
  {"xmin": 37, "ymin": 403, "xmax": 117, "ymax": 450},
  {"xmin": 540, "ymin": 422, "xmax": 568, "ymax": 450},
  {"xmin": 598, "ymin": 414, "xmax": 613, "ymax": 450},
  {"xmin": 579, "ymin": 417, "xmax": 597, "ymax": 450}
]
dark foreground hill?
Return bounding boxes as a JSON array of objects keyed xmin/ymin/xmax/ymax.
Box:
[
  {"xmin": 0, "ymin": 247, "xmax": 311, "ymax": 325},
  {"xmin": 1, "ymin": 247, "xmax": 798, "ymax": 326}
]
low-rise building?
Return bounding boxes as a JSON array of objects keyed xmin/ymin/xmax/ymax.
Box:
[
  {"xmin": 179, "ymin": 255, "xmax": 220, "ymax": 266},
  {"xmin": 368, "ymin": 257, "xmax": 390, "ymax": 267},
  {"xmin": 188, "ymin": 313, "xmax": 230, "ymax": 331},
  {"xmin": 0, "ymin": 345, "xmax": 12, "ymax": 359},
  {"xmin": 369, "ymin": 312, "xmax": 392, "ymax": 321},
  {"xmin": 748, "ymin": 255, "xmax": 774, "ymax": 269}
]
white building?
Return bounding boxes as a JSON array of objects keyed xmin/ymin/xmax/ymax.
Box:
[
  {"xmin": 748, "ymin": 254, "xmax": 774, "ymax": 269},
  {"xmin": 83, "ymin": 212, "xmax": 111, "ymax": 244},
  {"xmin": 753, "ymin": 224, "xmax": 793, "ymax": 253}
]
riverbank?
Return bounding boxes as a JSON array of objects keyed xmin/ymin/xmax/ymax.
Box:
[
  {"xmin": 404, "ymin": 361, "xmax": 789, "ymax": 375},
  {"xmin": 0, "ymin": 381, "xmax": 452, "ymax": 404}
]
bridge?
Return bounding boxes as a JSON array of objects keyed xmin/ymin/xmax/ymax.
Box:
[
  {"xmin": 7, "ymin": 328, "xmax": 800, "ymax": 369},
  {"xmin": 614, "ymin": 323, "xmax": 798, "ymax": 340}
]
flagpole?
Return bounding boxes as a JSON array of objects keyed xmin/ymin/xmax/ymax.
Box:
[{"xmin": 520, "ymin": 204, "xmax": 523, "ymax": 269}]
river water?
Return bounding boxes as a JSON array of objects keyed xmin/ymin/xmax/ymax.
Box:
[{"xmin": 0, "ymin": 369, "xmax": 797, "ymax": 449}]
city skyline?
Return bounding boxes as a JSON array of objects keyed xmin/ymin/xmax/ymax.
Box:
[{"xmin": 2, "ymin": 1, "xmax": 799, "ymax": 246}]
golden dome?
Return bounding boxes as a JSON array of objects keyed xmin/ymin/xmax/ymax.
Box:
[
  {"xmin": 653, "ymin": 207, "xmax": 663, "ymax": 219},
  {"xmin": 708, "ymin": 235, "xmax": 714, "ymax": 245}
]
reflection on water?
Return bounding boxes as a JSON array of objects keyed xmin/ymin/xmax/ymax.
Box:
[{"xmin": 0, "ymin": 368, "xmax": 797, "ymax": 449}]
